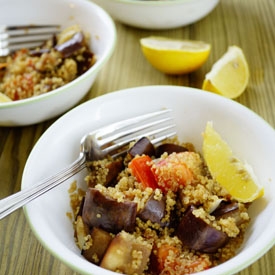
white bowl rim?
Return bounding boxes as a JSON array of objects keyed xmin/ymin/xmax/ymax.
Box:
[
  {"xmin": 96, "ymin": 0, "xmax": 219, "ymax": 6},
  {"xmin": 22, "ymin": 85, "xmax": 275, "ymax": 275},
  {"xmin": 0, "ymin": 0, "xmax": 116, "ymax": 110}
]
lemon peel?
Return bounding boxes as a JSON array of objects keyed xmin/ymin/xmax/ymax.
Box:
[{"xmin": 140, "ymin": 36, "xmax": 211, "ymax": 75}]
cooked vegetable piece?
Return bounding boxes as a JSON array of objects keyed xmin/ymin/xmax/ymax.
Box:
[
  {"xmin": 152, "ymin": 243, "xmax": 180, "ymax": 273},
  {"xmin": 100, "ymin": 231, "xmax": 152, "ymax": 275},
  {"xmin": 129, "ymin": 155, "xmax": 158, "ymax": 189},
  {"xmin": 155, "ymin": 143, "xmax": 188, "ymax": 157},
  {"xmin": 104, "ymin": 159, "xmax": 124, "ymax": 187},
  {"xmin": 151, "ymin": 152, "xmax": 194, "ymax": 193},
  {"xmin": 82, "ymin": 188, "xmax": 137, "ymax": 233},
  {"xmin": 82, "ymin": 227, "xmax": 113, "ymax": 264},
  {"xmin": 150, "ymin": 243, "xmax": 210, "ymax": 274},
  {"xmin": 176, "ymin": 205, "xmax": 228, "ymax": 253},
  {"xmin": 128, "ymin": 137, "xmax": 156, "ymax": 157},
  {"xmin": 138, "ymin": 192, "xmax": 166, "ymax": 225},
  {"xmin": 86, "ymin": 159, "xmax": 123, "ymax": 187},
  {"xmin": 212, "ymin": 201, "xmax": 248, "ymax": 225},
  {"xmin": 55, "ymin": 31, "xmax": 85, "ymax": 57}
]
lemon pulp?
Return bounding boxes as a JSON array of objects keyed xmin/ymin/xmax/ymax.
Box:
[
  {"xmin": 202, "ymin": 46, "xmax": 249, "ymax": 99},
  {"xmin": 140, "ymin": 36, "xmax": 211, "ymax": 75},
  {"xmin": 203, "ymin": 122, "xmax": 264, "ymax": 203}
]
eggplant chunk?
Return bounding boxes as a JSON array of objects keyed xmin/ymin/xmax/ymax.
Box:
[
  {"xmin": 105, "ymin": 159, "xmax": 124, "ymax": 186},
  {"xmin": 176, "ymin": 205, "xmax": 228, "ymax": 253},
  {"xmin": 212, "ymin": 201, "xmax": 248, "ymax": 225},
  {"xmin": 82, "ymin": 188, "xmax": 137, "ymax": 233},
  {"xmin": 138, "ymin": 192, "xmax": 166, "ymax": 225},
  {"xmin": 82, "ymin": 227, "xmax": 113, "ymax": 264},
  {"xmin": 100, "ymin": 231, "xmax": 152, "ymax": 275},
  {"xmin": 86, "ymin": 159, "xmax": 123, "ymax": 187},
  {"xmin": 155, "ymin": 143, "xmax": 188, "ymax": 157},
  {"xmin": 55, "ymin": 31, "xmax": 85, "ymax": 57},
  {"xmin": 128, "ymin": 137, "xmax": 156, "ymax": 157}
]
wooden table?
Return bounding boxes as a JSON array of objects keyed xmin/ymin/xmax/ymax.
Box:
[{"xmin": 1, "ymin": 0, "xmax": 275, "ymax": 274}]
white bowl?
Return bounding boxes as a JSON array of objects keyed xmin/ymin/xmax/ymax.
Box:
[
  {"xmin": 22, "ymin": 85, "xmax": 275, "ymax": 275},
  {"xmin": 91, "ymin": 0, "xmax": 219, "ymax": 30},
  {"xmin": 0, "ymin": 0, "xmax": 116, "ymax": 126}
]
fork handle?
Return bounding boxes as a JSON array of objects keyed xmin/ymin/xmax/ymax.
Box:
[{"xmin": 0, "ymin": 155, "xmax": 86, "ymax": 220}]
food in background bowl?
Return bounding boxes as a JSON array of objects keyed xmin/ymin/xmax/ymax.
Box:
[
  {"xmin": 69, "ymin": 123, "xmax": 263, "ymax": 275},
  {"xmin": 0, "ymin": 25, "xmax": 95, "ymax": 101}
]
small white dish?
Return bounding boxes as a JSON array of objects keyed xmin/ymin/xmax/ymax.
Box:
[
  {"xmin": 22, "ymin": 85, "xmax": 275, "ymax": 275},
  {"xmin": 91, "ymin": 0, "xmax": 219, "ymax": 30},
  {"xmin": 0, "ymin": 0, "xmax": 116, "ymax": 126}
]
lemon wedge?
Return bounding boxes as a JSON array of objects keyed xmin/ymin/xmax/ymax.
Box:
[
  {"xmin": 203, "ymin": 122, "xmax": 264, "ymax": 203},
  {"xmin": 140, "ymin": 36, "xmax": 211, "ymax": 75},
  {"xmin": 202, "ymin": 46, "xmax": 249, "ymax": 99},
  {"xmin": 0, "ymin": 92, "xmax": 12, "ymax": 103}
]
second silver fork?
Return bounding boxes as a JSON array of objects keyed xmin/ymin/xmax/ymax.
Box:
[
  {"xmin": 0, "ymin": 109, "xmax": 177, "ymax": 219},
  {"xmin": 0, "ymin": 24, "xmax": 60, "ymax": 56}
]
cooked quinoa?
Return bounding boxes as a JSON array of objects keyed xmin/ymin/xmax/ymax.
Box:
[
  {"xmin": 0, "ymin": 25, "xmax": 95, "ymax": 101},
  {"xmin": 69, "ymin": 137, "xmax": 252, "ymax": 275}
]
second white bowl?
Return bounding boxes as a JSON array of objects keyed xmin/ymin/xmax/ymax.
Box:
[{"xmin": 91, "ymin": 0, "xmax": 219, "ymax": 30}]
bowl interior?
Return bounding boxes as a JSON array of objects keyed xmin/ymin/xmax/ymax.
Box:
[{"xmin": 22, "ymin": 86, "xmax": 275, "ymax": 275}]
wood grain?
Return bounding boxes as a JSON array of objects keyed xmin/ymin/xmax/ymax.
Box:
[{"xmin": 1, "ymin": 0, "xmax": 275, "ymax": 274}]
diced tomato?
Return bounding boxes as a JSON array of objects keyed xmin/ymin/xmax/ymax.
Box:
[
  {"xmin": 128, "ymin": 155, "xmax": 158, "ymax": 189},
  {"xmin": 186, "ymin": 256, "xmax": 210, "ymax": 272},
  {"xmin": 153, "ymin": 243, "xmax": 210, "ymax": 275},
  {"xmin": 151, "ymin": 152, "xmax": 194, "ymax": 193},
  {"xmin": 155, "ymin": 244, "xmax": 180, "ymax": 271}
]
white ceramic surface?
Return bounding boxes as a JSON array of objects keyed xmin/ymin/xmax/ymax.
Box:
[
  {"xmin": 0, "ymin": 0, "xmax": 116, "ymax": 126},
  {"xmin": 91, "ymin": 0, "xmax": 219, "ymax": 30},
  {"xmin": 22, "ymin": 85, "xmax": 275, "ymax": 275}
]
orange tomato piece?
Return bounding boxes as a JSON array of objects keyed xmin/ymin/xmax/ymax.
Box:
[
  {"xmin": 151, "ymin": 152, "xmax": 194, "ymax": 193},
  {"xmin": 155, "ymin": 244, "xmax": 180, "ymax": 271},
  {"xmin": 129, "ymin": 155, "xmax": 158, "ymax": 189},
  {"xmin": 154, "ymin": 244, "xmax": 210, "ymax": 274}
]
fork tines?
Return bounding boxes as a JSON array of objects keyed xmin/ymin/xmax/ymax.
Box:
[
  {"xmin": 0, "ymin": 24, "xmax": 60, "ymax": 56},
  {"xmin": 99, "ymin": 109, "xmax": 177, "ymax": 157}
]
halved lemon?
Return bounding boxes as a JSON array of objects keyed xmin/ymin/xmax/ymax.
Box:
[
  {"xmin": 140, "ymin": 36, "xmax": 211, "ymax": 75},
  {"xmin": 0, "ymin": 92, "xmax": 12, "ymax": 103},
  {"xmin": 203, "ymin": 122, "xmax": 264, "ymax": 203},
  {"xmin": 202, "ymin": 46, "xmax": 249, "ymax": 99}
]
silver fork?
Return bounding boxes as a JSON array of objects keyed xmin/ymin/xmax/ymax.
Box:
[
  {"xmin": 0, "ymin": 24, "xmax": 60, "ymax": 56},
  {"xmin": 0, "ymin": 109, "xmax": 177, "ymax": 219}
]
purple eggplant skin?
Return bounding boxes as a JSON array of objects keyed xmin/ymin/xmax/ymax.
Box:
[
  {"xmin": 176, "ymin": 205, "xmax": 228, "ymax": 253},
  {"xmin": 138, "ymin": 192, "xmax": 166, "ymax": 225},
  {"xmin": 82, "ymin": 188, "xmax": 137, "ymax": 234},
  {"xmin": 212, "ymin": 201, "xmax": 239, "ymax": 217},
  {"xmin": 54, "ymin": 31, "xmax": 85, "ymax": 58},
  {"xmin": 212, "ymin": 201, "xmax": 246, "ymax": 225},
  {"xmin": 155, "ymin": 143, "xmax": 188, "ymax": 157},
  {"xmin": 128, "ymin": 137, "xmax": 156, "ymax": 157}
]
